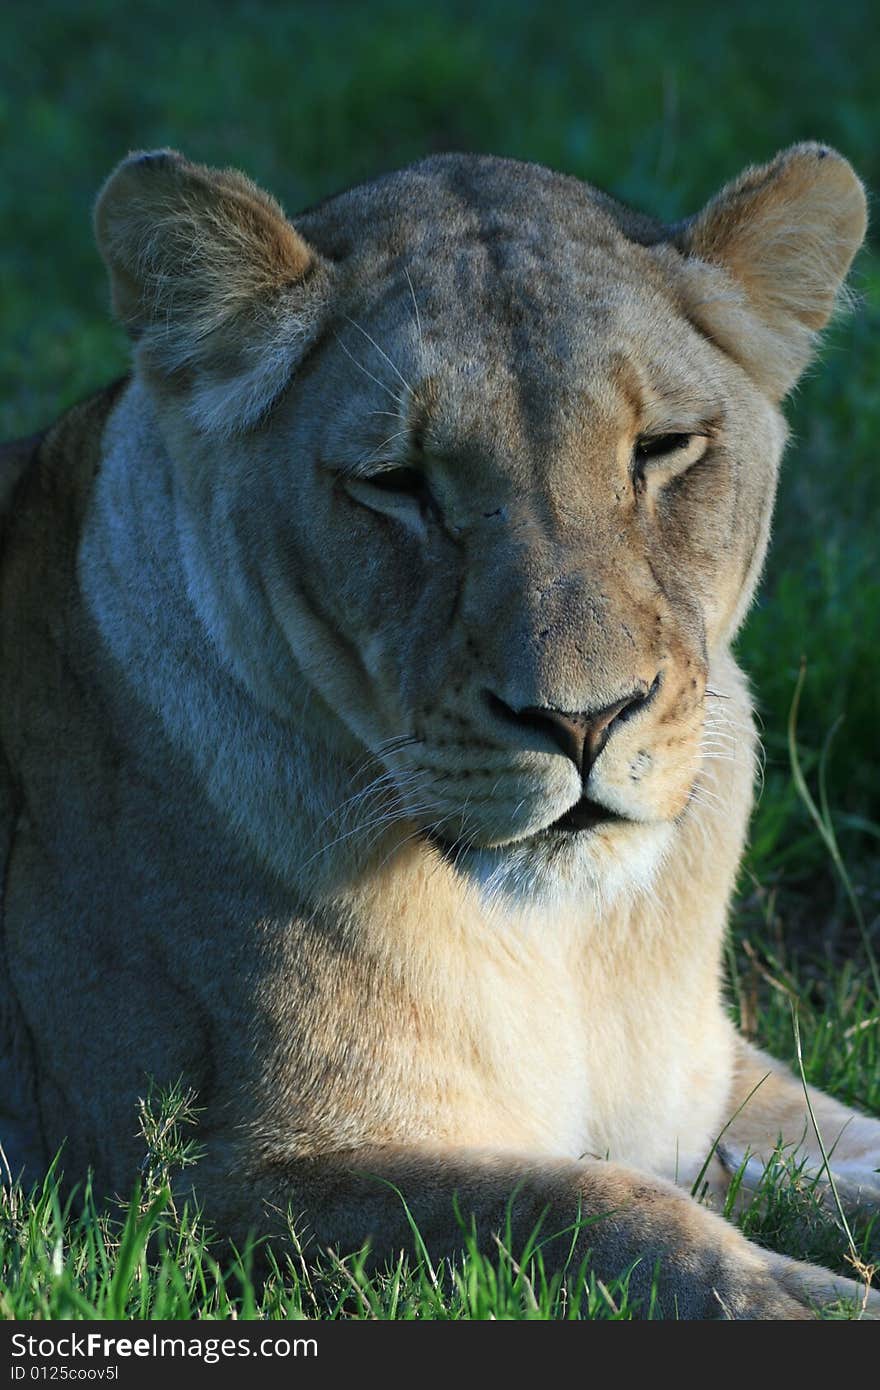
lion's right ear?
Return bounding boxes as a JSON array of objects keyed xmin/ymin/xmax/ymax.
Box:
[{"xmin": 95, "ymin": 150, "xmax": 331, "ymax": 433}]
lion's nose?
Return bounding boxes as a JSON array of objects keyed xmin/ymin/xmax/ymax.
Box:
[{"xmin": 487, "ymin": 677, "xmax": 659, "ymax": 775}]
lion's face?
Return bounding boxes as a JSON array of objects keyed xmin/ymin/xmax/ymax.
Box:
[
  {"xmin": 223, "ymin": 162, "xmax": 784, "ymax": 897},
  {"xmin": 95, "ymin": 147, "xmax": 865, "ymax": 899}
]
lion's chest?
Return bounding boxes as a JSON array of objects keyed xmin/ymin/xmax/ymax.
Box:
[{"xmin": 329, "ymin": 906, "xmax": 736, "ymax": 1181}]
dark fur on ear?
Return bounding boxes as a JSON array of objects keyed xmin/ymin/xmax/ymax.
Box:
[
  {"xmin": 659, "ymin": 143, "xmax": 867, "ymax": 399},
  {"xmin": 95, "ymin": 150, "xmax": 331, "ymax": 433}
]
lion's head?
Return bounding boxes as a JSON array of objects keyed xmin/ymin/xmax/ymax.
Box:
[{"xmin": 94, "ymin": 145, "xmax": 865, "ymax": 903}]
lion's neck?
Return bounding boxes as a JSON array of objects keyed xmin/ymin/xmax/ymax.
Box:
[{"xmin": 74, "ymin": 382, "xmax": 344, "ymax": 892}]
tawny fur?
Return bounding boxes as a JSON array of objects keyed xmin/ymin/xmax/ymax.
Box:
[{"xmin": 0, "ymin": 144, "xmax": 877, "ymax": 1319}]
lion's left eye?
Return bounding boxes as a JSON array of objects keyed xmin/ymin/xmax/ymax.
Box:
[
  {"xmin": 635, "ymin": 433, "xmax": 693, "ymax": 460},
  {"xmin": 632, "ymin": 432, "xmax": 709, "ymax": 488}
]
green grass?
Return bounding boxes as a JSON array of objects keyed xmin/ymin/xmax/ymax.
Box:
[
  {"xmin": 1, "ymin": 0, "xmax": 878, "ymax": 1320},
  {"xmin": 1, "ymin": 1044, "xmax": 876, "ymax": 1321}
]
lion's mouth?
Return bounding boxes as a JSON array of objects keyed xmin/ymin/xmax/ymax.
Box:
[
  {"xmin": 427, "ymin": 794, "xmax": 628, "ymax": 858},
  {"xmin": 549, "ymin": 795, "xmax": 627, "ymax": 834}
]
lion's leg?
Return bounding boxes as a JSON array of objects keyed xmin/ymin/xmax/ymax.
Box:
[
  {"xmin": 194, "ymin": 1145, "xmax": 878, "ymax": 1318},
  {"xmin": 715, "ymin": 1036, "xmax": 880, "ymax": 1223}
]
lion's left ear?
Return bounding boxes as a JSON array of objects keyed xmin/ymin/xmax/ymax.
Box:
[
  {"xmin": 661, "ymin": 143, "xmax": 867, "ymax": 400},
  {"xmin": 95, "ymin": 150, "xmax": 332, "ymax": 433}
]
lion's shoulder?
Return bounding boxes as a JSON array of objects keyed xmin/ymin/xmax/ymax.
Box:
[{"xmin": 0, "ymin": 376, "xmax": 131, "ymax": 542}]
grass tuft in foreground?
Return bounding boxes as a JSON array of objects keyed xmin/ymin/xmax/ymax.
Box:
[{"xmin": 1, "ymin": 1004, "xmax": 876, "ymax": 1322}]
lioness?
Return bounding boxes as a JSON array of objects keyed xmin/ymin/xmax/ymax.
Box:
[{"xmin": 1, "ymin": 143, "xmax": 878, "ymax": 1319}]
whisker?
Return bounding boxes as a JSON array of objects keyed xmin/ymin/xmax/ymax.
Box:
[
  {"xmin": 312, "ymin": 767, "xmax": 425, "ymax": 839},
  {"xmin": 357, "ymin": 429, "xmax": 413, "ymax": 470},
  {"xmin": 372, "ymin": 802, "xmax": 460, "ymax": 876},
  {"xmin": 342, "ymin": 314, "xmax": 414, "ymax": 397},
  {"xmin": 360, "ymin": 801, "xmax": 439, "ymax": 862},
  {"xmin": 317, "ymin": 796, "xmax": 439, "ymax": 869},
  {"xmin": 300, "ymin": 767, "xmax": 430, "ymax": 861},
  {"xmin": 689, "ymin": 781, "xmax": 724, "ymax": 809},
  {"xmin": 343, "ymin": 734, "xmax": 423, "ymax": 785},
  {"xmin": 333, "ymin": 331, "xmax": 403, "ymax": 406},
  {"xmin": 509, "ymin": 796, "xmax": 528, "ymax": 825},
  {"xmin": 703, "ymin": 723, "xmax": 756, "ymax": 741},
  {"xmin": 404, "ymin": 267, "xmax": 423, "ymax": 349},
  {"xmin": 376, "ymin": 732, "xmax": 423, "ymax": 754}
]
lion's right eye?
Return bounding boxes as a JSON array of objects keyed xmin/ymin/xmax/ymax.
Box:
[
  {"xmin": 361, "ymin": 466, "xmax": 428, "ymax": 497},
  {"xmin": 343, "ymin": 466, "xmax": 436, "ymax": 531}
]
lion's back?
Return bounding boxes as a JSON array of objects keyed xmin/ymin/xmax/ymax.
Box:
[{"xmin": 0, "ymin": 378, "xmax": 130, "ymax": 1185}]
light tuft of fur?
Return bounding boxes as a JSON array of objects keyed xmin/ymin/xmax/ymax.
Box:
[{"xmin": 668, "ymin": 142, "xmax": 867, "ymax": 399}]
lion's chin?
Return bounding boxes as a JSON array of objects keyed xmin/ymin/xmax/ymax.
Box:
[{"xmin": 425, "ymin": 812, "xmax": 674, "ymax": 913}]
